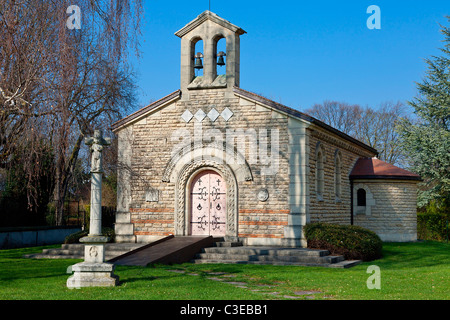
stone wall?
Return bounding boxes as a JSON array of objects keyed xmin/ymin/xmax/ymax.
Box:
[
  {"xmin": 307, "ymin": 127, "xmax": 375, "ymax": 225},
  {"xmin": 115, "ymin": 88, "xmax": 293, "ymax": 244},
  {"xmin": 115, "ymin": 87, "xmax": 418, "ymax": 245},
  {"xmin": 352, "ymin": 179, "xmax": 418, "ymax": 242},
  {"xmin": 115, "ymin": 87, "xmax": 402, "ymax": 246},
  {"xmin": 115, "ymin": 87, "xmax": 422, "ymax": 246},
  {"xmin": 0, "ymin": 227, "xmax": 81, "ymax": 249}
]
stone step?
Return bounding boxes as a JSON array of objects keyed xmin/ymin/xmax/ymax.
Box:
[
  {"xmin": 327, "ymin": 260, "xmax": 362, "ymax": 268},
  {"xmin": 23, "ymin": 243, "xmax": 147, "ymax": 260},
  {"xmin": 193, "ymin": 245, "xmax": 361, "ymax": 268},
  {"xmin": 213, "ymin": 241, "xmax": 243, "ymax": 247},
  {"xmin": 60, "ymin": 244, "xmax": 85, "ymax": 250},
  {"xmin": 23, "ymin": 253, "xmax": 121, "ymax": 260},
  {"xmin": 41, "ymin": 248, "xmax": 132, "ymax": 257},
  {"xmin": 42, "ymin": 249, "xmax": 78, "ymax": 255},
  {"xmin": 24, "ymin": 254, "xmax": 84, "ymax": 259},
  {"xmin": 192, "ymin": 259, "xmax": 347, "ymax": 268},
  {"xmin": 195, "ymin": 252, "xmax": 344, "ymax": 264},
  {"xmin": 202, "ymin": 246, "xmax": 330, "ymax": 257},
  {"xmin": 61, "ymin": 243, "xmax": 143, "ymax": 251}
]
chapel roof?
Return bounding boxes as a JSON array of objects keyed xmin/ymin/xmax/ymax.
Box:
[
  {"xmin": 350, "ymin": 157, "xmax": 421, "ymax": 181},
  {"xmin": 174, "ymin": 10, "xmax": 246, "ymax": 38},
  {"xmin": 233, "ymin": 87, "xmax": 378, "ymax": 155},
  {"xmin": 110, "ymin": 86, "xmax": 379, "ymax": 155},
  {"xmin": 111, "ymin": 90, "xmax": 181, "ymax": 132}
]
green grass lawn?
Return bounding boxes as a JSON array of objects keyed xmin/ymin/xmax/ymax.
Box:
[{"xmin": 0, "ymin": 241, "xmax": 448, "ymax": 300}]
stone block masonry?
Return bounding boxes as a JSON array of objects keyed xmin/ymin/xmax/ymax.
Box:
[
  {"xmin": 308, "ymin": 128, "xmax": 375, "ymax": 226},
  {"xmin": 353, "ymin": 179, "xmax": 418, "ymax": 242},
  {"xmin": 113, "ymin": 87, "xmax": 418, "ymax": 245},
  {"xmin": 114, "ymin": 87, "xmax": 294, "ymax": 245}
]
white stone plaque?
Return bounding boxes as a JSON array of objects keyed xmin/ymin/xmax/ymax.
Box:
[
  {"xmin": 257, "ymin": 188, "xmax": 269, "ymax": 202},
  {"xmin": 146, "ymin": 189, "xmax": 159, "ymax": 202}
]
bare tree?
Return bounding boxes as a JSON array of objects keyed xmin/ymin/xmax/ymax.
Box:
[
  {"xmin": 356, "ymin": 102, "xmax": 408, "ymax": 165},
  {"xmin": 305, "ymin": 101, "xmax": 410, "ymax": 167},
  {"xmin": 0, "ymin": 0, "xmax": 143, "ymax": 225},
  {"xmin": 0, "ymin": 1, "xmax": 62, "ymax": 211},
  {"xmin": 305, "ymin": 101, "xmax": 363, "ymax": 138}
]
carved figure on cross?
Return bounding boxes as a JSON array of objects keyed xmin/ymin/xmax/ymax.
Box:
[{"xmin": 85, "ymin": 130, "xmax": 111, "ymax": 173}]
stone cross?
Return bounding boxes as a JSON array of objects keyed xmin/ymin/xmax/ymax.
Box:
[
  {"xmin": 67, "ymin": 129, "xmax": 118, "ymax": 288},
  {"xmin": 84, "ymin": 129, "xmax": 111, "ymax": 237}
]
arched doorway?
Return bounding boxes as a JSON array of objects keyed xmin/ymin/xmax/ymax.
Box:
[{"xmin": 189, "ymin": 170, "xmax": 227, "ymax": 236}]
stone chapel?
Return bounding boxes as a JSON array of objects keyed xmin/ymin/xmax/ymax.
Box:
[{"xmin": 111, "ymin": 11, "xmax": 421, "ymax": 247}]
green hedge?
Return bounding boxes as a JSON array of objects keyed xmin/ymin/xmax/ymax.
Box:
[
  {"xmin": 303, "ymin": 223, "xmax": 383, "ymax": 261},
  {"xmin": 417, "ymin": 212, "xmax": 449, "ymax": 242}
]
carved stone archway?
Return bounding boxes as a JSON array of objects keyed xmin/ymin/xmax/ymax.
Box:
[
  {"xmin": 174, "ymin": 159, "xmax": 239, "ymax": 241},
  {"xmin": 162, "ymin": 142, "xmax": 253, "ymax": 183},
  {"xmin": 162, "ymin": 141, "xmax": 252, "ymax": 241}
]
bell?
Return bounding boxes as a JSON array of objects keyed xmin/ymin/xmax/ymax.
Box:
[
  {"xmin": 194, "ymin": 52, "xmax": 203, "ymax": 69},
  {"xmin": 217, "ymin": 56, "xmax": 225, "ymax": 66},
  {"xmin": 194, "ymin": 57, "xmax": 203, "ymax": 69},
  {"xmin": 217, "ymin": 51, "xmax": 226, "ymax": 66}
]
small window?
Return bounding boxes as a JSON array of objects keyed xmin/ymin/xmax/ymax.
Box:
[
  {"xmin": 357, "ymin": 188, "xmax": 366, "ymax": 206},
  {"xmin": 334, "ymin": 151, "xmax": 342, "ymax": 200},
  {"xmin": 354, "ymin": 184, "xmax": 375, "ymax": 216},
  {"xmin": 316, "ymin": 150, "xmax": 324, "ymax": 200}
]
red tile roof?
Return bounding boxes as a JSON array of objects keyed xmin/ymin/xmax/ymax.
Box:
[{"xmin": 350, "ymin": 158, "xmax": 421, "ymax": 180}]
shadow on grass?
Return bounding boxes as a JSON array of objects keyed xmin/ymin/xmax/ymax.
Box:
[
  {"xmin": 0, "ymin": 248, "xmax": 83, "ymax": 283},
  {"xmin": 117, "ymin": 275, "xmax": 161, "ymax": 284},
  {"xmin": 115, "ymin": 264, "xmax": 191, "ymax": 285},
  {"xmin": 379, "ymin": 241, "xmax": 450, "ymax": 269}
]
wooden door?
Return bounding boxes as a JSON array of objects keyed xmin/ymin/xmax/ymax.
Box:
[{"xmin": 190, "ymin": 170, "xmax": 226, "ymax": 236}]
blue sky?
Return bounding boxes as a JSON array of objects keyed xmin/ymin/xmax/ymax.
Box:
[{"xmin": 130, "ymin": 1, "xmax": 450, "ymax": 113}]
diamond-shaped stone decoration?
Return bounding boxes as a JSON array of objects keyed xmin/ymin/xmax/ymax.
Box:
[
  {"xmin": 207, "ymin": 108, "xmax": 220, "ymax": 122},
  {"xmin": 221, "ymin": 107, "xmax": 233, "ymax": 121},
  {"xmin": 181, "ymin": 109, "xmax": 193, "ymax": 123},
  {"xmin": 194, "ymin": 109, "xmax": 207, "ymax": 122}
]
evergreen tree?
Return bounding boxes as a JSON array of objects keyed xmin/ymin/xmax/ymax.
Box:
[{"xmin": 397, "ymin": 17, "xmax": 450, "ymax": 208}]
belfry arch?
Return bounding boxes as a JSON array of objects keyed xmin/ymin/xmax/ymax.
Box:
[{"xmin": 175, "ymin": 10, "xmax": 246, "ymax": 96}]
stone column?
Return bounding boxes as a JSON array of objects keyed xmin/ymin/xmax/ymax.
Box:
[
  {"xmin": 204, "ymin": 36, "xmax": 215, "ymax": 85},
  {"xmin": 286, "ymin": 118, "xmax": 311, "ymax": 247},
  {"xmin": 84, "ymin": 129, "xmax": 110, "ymax": 238},
  {"xmin": 89, "ymin": 172, "xmax": 103, "ymax": 236},
  {"xmin": 67, "ymin": 129, "xmax": 119, "ymax": 288}
]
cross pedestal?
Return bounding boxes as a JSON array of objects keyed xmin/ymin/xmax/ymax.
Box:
[{"xmin": 66, "ymin": 261, "xmax": 118, "ymax": 289}]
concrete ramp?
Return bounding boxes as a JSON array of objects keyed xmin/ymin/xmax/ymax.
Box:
[{"xmin": 109, "ymin": 235, "xmax": 214, "ymax": 266}]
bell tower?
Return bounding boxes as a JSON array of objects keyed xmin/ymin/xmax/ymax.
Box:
[{"xmin": 175, "ymin": 11, "xmax": 246, "ymax": 98}]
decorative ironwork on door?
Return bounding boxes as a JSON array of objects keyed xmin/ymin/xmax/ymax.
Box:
[{"xmin": 190, "ymin": 170, "xmax": 226, "ymax": 236}]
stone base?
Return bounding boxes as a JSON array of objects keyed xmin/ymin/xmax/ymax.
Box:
[
  {"xmin": 115, "ymin": 235, "xmax": 137, "ymax": 243},
  {"xmin": 79, "ymin": 235, "xmax": 110, "ymax": 244},
  {"xmin": 67, "ymin": 262, "xmax": 119, "ymax": 289},
  {"xmin": 135, "ymin": 234, "xmax": 164, "ymax": 243}
]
